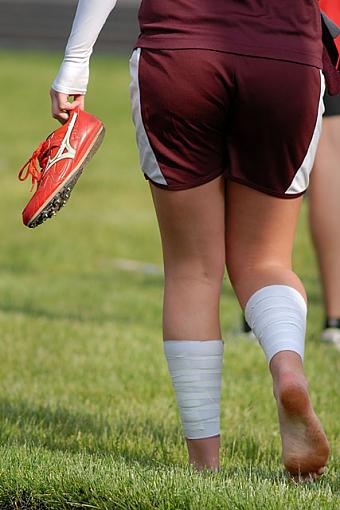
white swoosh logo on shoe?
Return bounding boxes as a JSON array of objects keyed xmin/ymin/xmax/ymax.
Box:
[{"xmin": 45, "ymin": 112, "xmax": 78, "ymax": 172}]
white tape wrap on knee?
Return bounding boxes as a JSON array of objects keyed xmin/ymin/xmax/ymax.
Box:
[
  {"xmin": 164, "ymin": 340, "xmax": 224, "ymax": 440},
  {"xmin": 244, "ymin": 285, "xmax": 307, "ymax": 363}
]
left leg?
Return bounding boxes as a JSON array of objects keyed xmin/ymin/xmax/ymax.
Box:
[
  {"xmin": 151, "ymin": 177, "xmax": 226, "ymax": 471},
  {"xmin": 129, "ymin": 48, "xmax": 236, "ymax": 471}
]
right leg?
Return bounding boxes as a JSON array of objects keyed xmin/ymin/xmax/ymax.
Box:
[
  {"xmin": 223, "ymin": 54, "xmax": 329, "ymax": 477},
  {"xmin": 226, "ymin": 182, "xmax": 330, "ymax": 477}
]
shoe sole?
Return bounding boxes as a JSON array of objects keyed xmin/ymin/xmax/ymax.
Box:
[{"xmin": 27, "ymin": 125, "xmax": 105, "ymax": 228}]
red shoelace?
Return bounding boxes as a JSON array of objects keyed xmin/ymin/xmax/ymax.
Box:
[{"xmin": 18, "ymin": 140, "xmax": 50, "ymax": 191}]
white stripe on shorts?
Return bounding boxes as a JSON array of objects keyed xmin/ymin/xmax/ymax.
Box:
[
  {"xmin": 129, "ymin": 48, "xmax": 168, "ymax": 186},
  {"xmin": 285, "ymin": 70, "xmax": 325, "ymax": 195}
]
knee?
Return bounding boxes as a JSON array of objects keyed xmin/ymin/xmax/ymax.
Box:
[
  {"xmin": 226, "ymin": 259, "xmax": 306, "ymax": 308},
  {"xmin": 226, "ymin": 256, "xmax": 265, "ymax": 291},
  {"xmin": 165, "ymin": 255, "xmax": 225, "ymax": 289}
]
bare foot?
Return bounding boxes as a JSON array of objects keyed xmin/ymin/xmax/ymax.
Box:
[
  {"xmin": 186, "ymin": 436, "xmax": 220, "ymax": 471},
  {"xmin": 274, "ymin": 371, "xmax": 330, "ymax": 478}
]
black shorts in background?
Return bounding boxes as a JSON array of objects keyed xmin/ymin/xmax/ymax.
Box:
[{"xmin": 324, "ymin": 92, "xmax": 340, "ymax": 117}]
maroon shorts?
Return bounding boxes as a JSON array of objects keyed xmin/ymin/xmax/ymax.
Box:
[{"xmin": 129, "ymin": 49, "xmax": 324, "ymax": 198}]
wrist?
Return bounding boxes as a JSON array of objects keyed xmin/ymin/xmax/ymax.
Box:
[{"xmin": 52, "ymin": 60, "xmax": 89, "ymax": 95}]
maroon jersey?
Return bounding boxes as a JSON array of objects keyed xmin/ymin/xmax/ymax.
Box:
[{"xmin": 137, "ymin": 0, "xmax": 323, "ymax": 68}]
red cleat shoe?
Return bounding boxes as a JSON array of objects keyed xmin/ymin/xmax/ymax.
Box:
[{"xmin": 18, "ymin": 107, "xmax": 105, "ymax": 228}]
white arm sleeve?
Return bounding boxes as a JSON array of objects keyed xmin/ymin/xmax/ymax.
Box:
[{"xmin": 52, "ymin": 0, "xmax": 118, "ymax": 95}]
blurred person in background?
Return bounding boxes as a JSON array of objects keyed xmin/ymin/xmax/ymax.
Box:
[
  {"xmin": 49, "ymin": 0, "xmax": 331, "ymax": 478},
  {"xmin": 309, "ymin": 0, "xmax": 340, "ymax": 348}
]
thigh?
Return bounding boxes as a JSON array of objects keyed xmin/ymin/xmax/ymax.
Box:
[
  {"xmin": 226, "ymin": 57, "xmax": 325, "ymax": 198},
  {"xmin": 151, "ymin": 177, "xmax": 226, "ymax": 340},
  {"xmin": 225, "ymin": 181, "xmax": 303, "ymax": 306},
  {"xmin": 151, "ymin": 177, "xmax": 226, "ymax": 276}
]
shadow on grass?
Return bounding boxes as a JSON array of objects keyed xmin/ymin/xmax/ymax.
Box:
[
  {"xmin": 1, "ymin": 399, "xmax": 337, "ymax": 491},
  {"xmin": 0, "ymin": 398, "xmax": 180, "ymax": 468},
  {"xmin": 0, "ymin": 400, "xmax": 282, "ymax": 485},
  {"xmin": 0, "ymin": 399, "xmax": 276, "ymax": 474}
]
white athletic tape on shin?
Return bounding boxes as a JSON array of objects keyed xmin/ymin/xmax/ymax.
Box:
[
  {"xmin": 244, "ymin": 285, "xmax": 307, "ymax": 363},
  {"xmin": 164, "ymin": 340, "xmax": 224, "ymax": 440}
]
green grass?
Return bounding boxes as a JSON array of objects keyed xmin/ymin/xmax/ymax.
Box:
[{"xmin": 0, "ymin": 50, "xmax": 339, "ymax": 509}]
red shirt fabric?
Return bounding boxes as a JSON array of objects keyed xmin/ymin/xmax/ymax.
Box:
[
  {"xmin": 137, "ymin": 1, "xmax": 323, "ymax": 69},
  {"xmin": 320, "ymin": 0, "xmax": 340, "ymax": 51}
]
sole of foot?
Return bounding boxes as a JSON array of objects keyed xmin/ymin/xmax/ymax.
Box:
[{"xmin": 276, "ymin": 372, "xmax": 330, "ymax": 481}]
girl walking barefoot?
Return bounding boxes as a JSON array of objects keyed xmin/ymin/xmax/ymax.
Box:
[{"xmin": 50, "ymin": 0, "xmax": 330, "ymax": 478}]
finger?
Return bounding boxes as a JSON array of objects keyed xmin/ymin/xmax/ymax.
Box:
[
  {"xmin": 51, "ymin": 101, "xmax": 69, "ymax": 123},
  {"xmin": 57, "ymin": 97, "xmax": 85, "ymax": 119},
  {"xmin": 50, "ymin": 89, "xmax": 69, "ymax": 109},
  {"xmin": 54, "ymin": 111, "xmax": 70, "ymax": 124},
  {"xmin": 53, "ymin": 90, "xmax": 85, "ymax": 111},
  {"xmin": 50, "ymin": 94, "xmax": 69, "ymax": 124},
  {"xmin": 50, "ymin": 89, "xmax": 71, "ymax": 123},
  {"xmin": 71, "ymin": 95, "xmax": 85, "ymax": 110},
  {"xmin": 50, "ymin": 89, "xmax": 85, "ymax": 124},
  {"xmin": 58, "ymin": 99, "xmax": 77, "ymax": 111}
]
